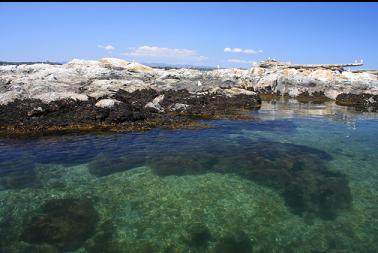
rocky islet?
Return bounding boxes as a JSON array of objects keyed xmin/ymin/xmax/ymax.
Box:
[{"xmin": 0, "ymin": 58, "xmax": 377, "ymax": 135}]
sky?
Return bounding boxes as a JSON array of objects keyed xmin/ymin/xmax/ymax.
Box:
[{"xmin": 1, "ymin": 2, "xmax": 378, "ymax": 68}]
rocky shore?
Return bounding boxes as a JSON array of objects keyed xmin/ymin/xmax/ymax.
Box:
[{"xmin": 0, "ymin": 58, "xmax": 377, "ymax": 135}]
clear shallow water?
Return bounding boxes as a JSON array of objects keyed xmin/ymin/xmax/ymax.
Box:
[{"xmin": 1, "ymin": 100, "xmax": 378, "ymax": 253}]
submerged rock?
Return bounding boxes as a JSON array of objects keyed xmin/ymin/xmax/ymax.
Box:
[
  {"xmin": 185, "ymin": 223, "xmax": 214, "ymax": 249},
  {"xmin": 216, "ymin": 140, "xmax": 352, "ymax": 220},
  {"xmin": 214, "ymin": 231, "xmax": 253, "ymax": 253},
  {"xmin": 150, "ymin": 139, "xmax": 352, "ymax": 220},
  {"xmin": 84, "ymin": 220, "xmax": 124, "ymax": 253},
  {"xmin": 20, "ymin": 198, "xmax": 99, "ymax": 251},
  {"xmin": 283, "ymin": 170, "xmax": 351, "ymax": 219},
  {"xmin": 88, "ymin": 153, "xmax": 146, "ymax": 177},
  {"xmin": 148, "ymin": 153, "xmax": 217, "ymax": 176}
]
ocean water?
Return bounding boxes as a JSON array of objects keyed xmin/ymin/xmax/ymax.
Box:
[{"xmin": 0, "ymin": 99, "xmax": 378, "ymax": 253}]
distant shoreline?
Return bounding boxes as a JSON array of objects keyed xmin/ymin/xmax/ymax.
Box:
[{"xmin": 0, "ymin": 61, "xmax": 63, "ymax": 66}]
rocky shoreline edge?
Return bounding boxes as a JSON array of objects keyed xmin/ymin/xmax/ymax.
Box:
[
  {"xmin": 1, "ymin": 58, "xmax": 377, "ymax": 136},
  {"xmin": 0, "ymin": 88, "xmax": 262, "ymax": 136}
]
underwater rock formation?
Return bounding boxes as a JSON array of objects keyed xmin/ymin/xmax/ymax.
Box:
[
  {"xmin": 88, "ymin": 153, "xmax": 146, "ymax": 177},
  {"xmin": 84, "ymin": 220, "xmax": 124, "ymax": 253},
  {"xmin": 214, "ymin": 231, "xmax": 253, "ymax": 253},
  {"xmin": 149, "ymin": 140, "xmax": 352, "ymax": 220},
  {"xmin": 216, "ymin": 141, "xmax": 352, "ymax": 220},
  {"xmin": 20, "ymin": 198, "xmax": 99, "ymax": 251},
  {"xmin": 148, "ymin": 152, "xmax": 217, "ymax": 176},
  {"xmin": 185, "ymin": 223, "xmax": 214, "ymax": 249}
]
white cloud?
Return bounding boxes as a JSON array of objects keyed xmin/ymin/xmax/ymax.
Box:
[
  {"xmin": 224, "ymin": 48, "xmax": 263, "ymax": 54},
  {"xmin": 98, "ymin": 45, "xmax": 115, "ymax": 50},
  {"xmin": 124, "ymin": 46, "xmax": 207, "ymax": 62},
  {"xmin": 227, "ymin": 59, "xmax": 257, "ymax": 65}
]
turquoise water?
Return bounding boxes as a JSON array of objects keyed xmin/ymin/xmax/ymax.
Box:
[{"xmin": 1, "ymin": 99, "xmax": 378, "ymax": 253}]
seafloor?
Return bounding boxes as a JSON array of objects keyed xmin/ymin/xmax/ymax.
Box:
[{"xmin": 0, "ymin": 99, "xmax": 378, "ymax": 253}]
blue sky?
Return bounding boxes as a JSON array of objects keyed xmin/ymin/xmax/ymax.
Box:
[{"xmin": 1, "ymin": 2, "xmax": 377, "ymax": 68}]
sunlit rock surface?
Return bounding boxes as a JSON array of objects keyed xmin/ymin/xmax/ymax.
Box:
[
  {"xmin": 1, "ymin": 58, "xmax": 377, "ymax": 106},
  {"xmin": 1, "ymin": 58, "xmax": 377, "ymax": 134},
  {"xmin": 247, "ymin": 60, "xmax": 378, "ymax": 104}
]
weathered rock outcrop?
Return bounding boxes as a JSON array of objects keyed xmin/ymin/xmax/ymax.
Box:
[
  {"xmin": 0, "ymin": 57, "xmax": 377, "ymax": 134},
  {"xmin": 246, "ymin": 60, "xmax": 378, "ymax": 110},
  {"xmin": 0, "ymin": 88, "xmax": 261, "ymax": 135}
]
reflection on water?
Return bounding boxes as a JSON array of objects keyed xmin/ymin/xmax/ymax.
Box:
[
  {"xmin": 1, "ymin": 100, "xmax": 378, "ymax": 252},
  {"xmin": 256, "ymin": 98, "xmax": 378, "ymax": 124}
]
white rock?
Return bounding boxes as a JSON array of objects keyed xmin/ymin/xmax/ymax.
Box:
[
  {"xmin": 145, "ymin": 102, "xmax": 164, "ymax": 112},
  {"xmin": 308, "ymin": 69, "xmax": 334, "ymax": 82},
  {"xmin": 98, "ymin": 58, "xmax": 130, "ymax": 68},
  {"xmin": 217, "ymin": 87, "xmax": 256, "ymax": 97},
  {"xmin": 125, "ymin": 62, "xmax": 154, "ymax": 73},
  {"xmin": 145, "ymin": 94, "xmax": 165, "ymax": 112},
  {"xmin": 152, "ymin": 94, "xmax": 165, "ymax": 104},
  {"xmin": 95, "ymin": 99, "xmax": 121, "ymax": 108},
  {"xmin": 368, "ymin": 96, "xmax": 376, "ymax": 104},
  {"xmin": 169, "ymin": 103, "xmax": 190, "ymax": 111},
  {"xmin": 1, "ymin": 58, "xmax": 378, "ymax": 106},
  {"xmin": 342, "ymin": 71, "xmax": 377, "ymax": 81},
  {"xmin": 249, "ymin": 66, "xmax": 265, "ymax": 76}
]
